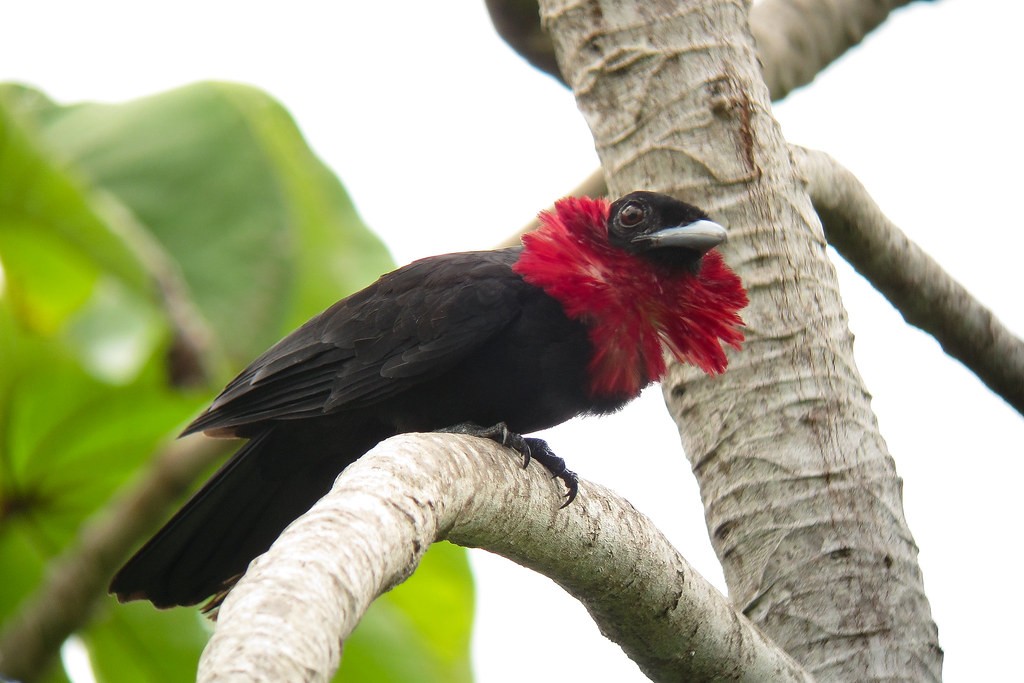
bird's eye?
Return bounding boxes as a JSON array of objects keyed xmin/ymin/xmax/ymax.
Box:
[{"xmin": 618, "ymin": 202, "xmax": 645, "ymax": 227}]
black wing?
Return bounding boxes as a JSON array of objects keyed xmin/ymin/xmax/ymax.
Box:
[{"xmin": 183, "ymin": 248, "xmax": 527, "ymax": 436}]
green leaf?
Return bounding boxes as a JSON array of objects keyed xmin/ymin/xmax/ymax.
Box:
[
  {"xmin": 0, "ymin": 88, "xmax": 152, "ymax": 334},
  {"xmin": 82, "ymin": 601, "xmax": 210, "ymax": 683},
  {"xmin": 78, "ymin": 543, "xmax": 473, "ymax": 683},
  {"xmin": 217, "ymin": 85, "xmax": 394, "ymax": 329},
  {"xmin": 340, "ymin": 542, "xmax": 474, "ymax": 683},
  {"xmin": 0, "ymin": 213, "xmax": 97, "ymax": 334},
  {"xmin": 0, "ymin": 81, "xmax": 473, "ymax": 683},
  {"xmin": 0, "ymin": 86, "xmax": 152, "ymax": 293},
  {"xmin": 0, "ymin": 301, "xmax": 200, "ymax": 612},
  {"xmin": 40, "ymin": 653, "xmax": 73, "ymax": 683},
  {"xmin": 2, "ymin": 360, "xmax": 199, "ymax": 540},
  {"xmin": 7, "ymin": 375, "xmax": 196, "ymax": 528},
  {"xmin": 64, "ymin": 278, "xmax": 165, "ymax": 384},
  {"xmin": 37, "ymin": 81, "xmax": 391, "ymax": 365},
  {"xmin": 0, "ymin": 517, "xmax": 50, "ymax": 623}
]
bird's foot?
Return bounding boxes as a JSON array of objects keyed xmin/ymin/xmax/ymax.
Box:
[
  {"xmin": 437, "ymin": 422, "xmax": 532, "ymax": 465},
  {"xmin": 436, "ymin": 422, "xmax": 578, "ymax": 507},
  {"xmin": 522, "ymin": 436, "xmax": 578, "ymax": 508}
]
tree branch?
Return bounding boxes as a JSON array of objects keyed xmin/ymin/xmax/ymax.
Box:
[
  {"xmin": 794, "ymin": 146, "xmax": 1024, "ymax": 415},
  {"xmin": 0, "ymin": 200, "xmax": 227, "ymax": 681},
  {"xmin": 199, "ymin": 433, "xmax": 812, "ymax": 683},
  {"xmin": 0, "ymin": 436, "xmax": 229, "ymax": 682},
  {"xmin": 751, "ymin": 0, "xmax": 924, "ymax": 100},
  {"xmin": 485, "ymin": 0, "xmax": 563, "ymax": 83},
  {"xmin": 496, "ymin": 168, "xmax": 606, "ymax": 247},
  {"xmin": 93, "ymin": 190, "xmax": 217, "ymax": 388},
  {"xmin": 486, "ymin": 0, "xmax": 927, "ymax": 99}
]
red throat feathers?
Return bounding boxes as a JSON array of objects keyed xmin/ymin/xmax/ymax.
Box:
[{"xmin": 513, "ymin": 196, "xmax": 749, "ymax": 400}]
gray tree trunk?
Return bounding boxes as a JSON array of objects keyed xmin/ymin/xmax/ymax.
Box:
[{"xmin": 539, "ymin": 1, "xmax": 942, "ymax": 680}]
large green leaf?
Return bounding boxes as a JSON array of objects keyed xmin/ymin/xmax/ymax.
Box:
[
  {"xmin": 37, "ymin": 81, "xmax": 392, "ymax": 365},
  {"xmin": 341, "ymin": 542, "xmax": 475, "ymax": 683},
  {"xmin": 82, "ymin": 602, "xmax": 210, "ymax": 683},
  {"xmin": 0, "ymin": 86, "xmax": 152, "ymax": 335},
  {"xmin": 0, "ymin": 301, "xmax": 201, "ymax": 617},
  {"xmin": 0, "ymin": 82, "xmax": 474, "ymax": 683}
]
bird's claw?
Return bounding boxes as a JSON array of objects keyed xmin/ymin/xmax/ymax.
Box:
[
  {"xmin": 524, "ymin": 437, "xmax": 578, "ymax": 508},
  {"xmin": 437, "ymin": 422, "xmax": 578, "ymax": 506}
]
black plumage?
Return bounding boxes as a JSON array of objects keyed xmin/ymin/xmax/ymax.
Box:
[
  {"xmin": 111, "ymin": 249, "xmax": 617, "ymax": 608},
  {"xmin": 109, "ymin": 191, "xmax": 747, "ymax": 609}
]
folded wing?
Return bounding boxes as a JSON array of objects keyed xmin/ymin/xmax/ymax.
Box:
[{"xmin": 183, "ymin": 248, "xmax": 527, "ymax": 436}]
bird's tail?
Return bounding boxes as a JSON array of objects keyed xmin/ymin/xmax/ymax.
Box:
[{"xmin": 109, "ymin": 421, "xmax": 373, "ymax": 609}]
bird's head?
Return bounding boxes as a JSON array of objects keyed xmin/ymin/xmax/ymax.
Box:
[
  {"xmin": 515, "ymin": 191, "xmax": 748, "ymax": 397},
  {"xmin": 606, "ymin": 191, "xmax": 727, "ymax": 271}
]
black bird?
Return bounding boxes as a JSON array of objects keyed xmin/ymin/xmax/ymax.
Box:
[{"xmin": 110, "ymin": 191, "xmax": 747, "ymax": 608}]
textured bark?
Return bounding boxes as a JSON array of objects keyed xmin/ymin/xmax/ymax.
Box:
[
  {"xmin": 539, "ymin": 1, "xmax": 941, "ymax": 681},
  {"xmin": 199, "ymin": 433, "xmax": 812, "ymax": 683},
  {"xmin": 795, "ymin": 146, "xmax": 1024, "ymax": 416},
  {"xmin": 506, "ymin": 144, "xmax": 1024, "ymax": 417},
  {"xmin": 486, "ymin": 0, "xmax": 925, "ymax": 99}
]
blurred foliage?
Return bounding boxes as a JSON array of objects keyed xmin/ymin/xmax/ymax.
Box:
[{"xmin": 0, "ymin": 82, "xmax": 473, "ymax": 682}]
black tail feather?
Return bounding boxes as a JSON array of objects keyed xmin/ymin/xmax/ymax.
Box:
[{"xmin": 110, "ymin": 420, "xmax": 380, "ymax": 608}]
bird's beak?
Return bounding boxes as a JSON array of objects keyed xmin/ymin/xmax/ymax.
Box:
[{"xmin": 633, "ymin": 219, "xmax": 727, "ymax": 254}]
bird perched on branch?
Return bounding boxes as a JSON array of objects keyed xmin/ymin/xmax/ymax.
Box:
[{"xmin": 110, "ymin": 190, "xmax": 748, "ymax": 609}]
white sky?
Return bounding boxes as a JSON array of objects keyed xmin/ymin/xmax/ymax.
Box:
[{"xmin": 3, "ymin": 1, "xmax": 1022, "ymax": 681}]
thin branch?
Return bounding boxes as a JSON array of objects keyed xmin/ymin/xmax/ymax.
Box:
[
  {"xmin": 93, "ymin": 190, "xmax": 217, "ymax": 388},
  {"xmin": 501, "ymin": 132, "xmax": 1024, "ymax": 425},
  {"xmin": 496, "ymin": 168, "xmax": 606, "ymax": 247},
  {"xmin": 751, "ymin": 0, "xmax": 924, "ymax": 100},
  {"xmin": 794, "ymin": 146, "xmax": 1024, "ymax": 416},
  {"xmin": 493, "ymin": 0, "xmax": 933, "ymax": 239},
  {"xmin": 0, "ymin": 436, "xmax": 229, "ymax": 682},
  {"xmin": 1, "ymin": 192, "xmax": 237, "ymax": 681},
  {"xmin": 485, "ymin": 0, "xmax": 927, "ymax": 99},
  {"xmin": 198, "ymin": 433, "xmax": 813, "ymax": 683},
  {"xmin": 485, "ymin": 0, "xmax": 563, "ymax": 83}
]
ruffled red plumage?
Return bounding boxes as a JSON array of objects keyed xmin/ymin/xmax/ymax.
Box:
[{"xmin": 514, "ymin": 196, "xmax": 748, "ymax": 399}]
